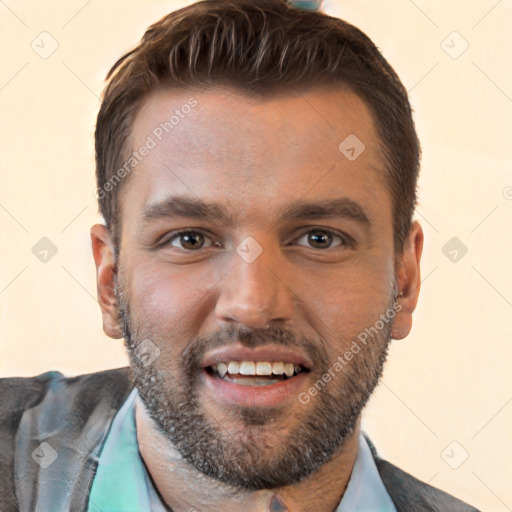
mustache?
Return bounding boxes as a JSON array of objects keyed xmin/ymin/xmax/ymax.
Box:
[
  {"xmin": 115, "ymin": 277, "xmax": 329, "ymax": 375},
  {"xmin": 181, "ymin": 324, "xmax": 329, "ymax": 376}
]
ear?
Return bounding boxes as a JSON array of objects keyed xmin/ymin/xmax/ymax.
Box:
[
  {"xmin": 391, "ymin": 221, "xmax": 424, "ymax": 340},
  {"xmin": 90, "ymin": 224, "xmax": 123, "ymax": 339}
]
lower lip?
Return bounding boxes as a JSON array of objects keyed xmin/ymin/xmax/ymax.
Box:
[{"xmin": 202, "ymin": 370, "xmax": 309, "ymax": 407}]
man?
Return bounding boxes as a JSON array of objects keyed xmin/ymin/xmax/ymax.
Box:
[{"xmin": 0, "ymin": 0, "xmax": 478, "ymax": 510}]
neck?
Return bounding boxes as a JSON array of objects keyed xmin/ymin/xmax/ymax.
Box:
[{"xmin": 134, "ymin": 394, "xmax": 360, "ymax": 512}]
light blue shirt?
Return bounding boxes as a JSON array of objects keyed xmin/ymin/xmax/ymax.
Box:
[{"xmin": 87, "ymin": 389, "xmax": 396, "ymax": 512}]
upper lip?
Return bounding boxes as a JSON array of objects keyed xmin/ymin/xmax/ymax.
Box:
[{"xmin": 201, "ymin": 344, "xmax": 313, "ymax": 371}]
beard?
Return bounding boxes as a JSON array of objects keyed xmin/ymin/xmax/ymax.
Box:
[{"xmin": 115, "ymin": 276, "xmax": 396, "ymax": 490}]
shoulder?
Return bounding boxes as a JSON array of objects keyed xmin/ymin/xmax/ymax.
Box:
[
  {"xmin": 0, "ymin": 367, "xmax": 133, "ymax": 511},
  {"xmin": 0, "ymin": 366, "xmax": 133, "ymax": 415},
  {"xmin": 364, "ymin": 435, "xmax": 479, "ymax": 512},
  {"xmin": 0, "ymin": 366, "xmax": 133, "ymax": 444}
]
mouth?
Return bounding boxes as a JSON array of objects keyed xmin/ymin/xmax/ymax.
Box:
[
  {"xmin": 205, "ymin": 360, "xmax": 307, "ymax": 386},
  {"xmin": 201, "ymin": 345, "xmax": 312, "ymax": 407}
]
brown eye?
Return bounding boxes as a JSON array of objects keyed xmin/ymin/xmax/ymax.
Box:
[
  {"xmin": 168, "ymin": 230, "xmax": 210, "ymax": 250},
  {"xmin": 308, "ymin": 230, "xmax": 333, "ymax": 248},
  {"xmin": 295, "ymin": 229, "xmax": 347, "ymax": 249}
]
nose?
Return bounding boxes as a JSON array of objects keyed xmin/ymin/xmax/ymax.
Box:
[{"xmin": 215, "ymin": 238, "xmax": 296, "ymax": 329}]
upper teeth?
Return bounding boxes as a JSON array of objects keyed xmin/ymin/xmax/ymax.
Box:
[{"xmin": 212, "ymin": 361, "xmax": 301, "ymax": 378}]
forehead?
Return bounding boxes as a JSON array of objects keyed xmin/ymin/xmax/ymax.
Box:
[{"xmin": 119, "ymin": 85, "xmax": 390, "ymax": 229}]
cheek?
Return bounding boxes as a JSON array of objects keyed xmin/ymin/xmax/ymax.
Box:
[
  {"xmin": 299, "ymin": 255, "xmax": 394, "ymax": 340},
  {"xmin": 127, "ymin": 260, "xmax": 218, "ymax": 340}
]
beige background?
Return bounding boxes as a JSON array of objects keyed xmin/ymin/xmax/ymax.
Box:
[{"xmin": 1, "ymin": 1, "xmax": 511, "ymax": 510}]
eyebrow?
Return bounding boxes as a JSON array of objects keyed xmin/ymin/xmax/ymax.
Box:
[{"xmin": 141, "ymin": 196, "xmax": 372, "ymax": 227}]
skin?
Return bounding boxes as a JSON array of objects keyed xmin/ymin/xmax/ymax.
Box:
[{"xmin": 91, "ymin": 85, "xmax": 423, "ymax": 511}]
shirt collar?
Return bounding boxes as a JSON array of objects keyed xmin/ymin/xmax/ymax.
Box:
[
  {"xmin": 335, "ymin": 432, "xmax": 396, "ymax": 511},
  {"xmin": 89, "ymin": 389, "xmax": 396, "ymax": 512}
]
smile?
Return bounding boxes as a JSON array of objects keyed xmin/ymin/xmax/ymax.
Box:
[
  {"xmin": 207, "ymin": 361, "xmax": 305, "ymax": 386},
  {"xmin": 201, "ymin": 345, "xmax": 313, "ymax": 407}
]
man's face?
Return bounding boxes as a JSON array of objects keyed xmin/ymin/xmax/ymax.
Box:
[{"xmin": 114, "ymin": 86, "xmax": 398, "ymax": 489}]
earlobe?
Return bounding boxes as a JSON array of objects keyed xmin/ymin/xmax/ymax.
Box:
[
  {"xmin": 391, "ymin": 221, "xmax": 424, "ymax": 340},
  {"xmin": 90, "ymin": 224, "xmax": 124, "ymax": 339}
]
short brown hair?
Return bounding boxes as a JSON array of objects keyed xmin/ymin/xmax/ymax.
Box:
[{"xmin": 95, "ymin": 0, "xmax": 420, "ymax": 255}]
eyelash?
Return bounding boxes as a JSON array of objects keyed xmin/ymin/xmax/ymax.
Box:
[{"xmin": 161, "ymin": 228, "xmax": 354, "ymax": 251}]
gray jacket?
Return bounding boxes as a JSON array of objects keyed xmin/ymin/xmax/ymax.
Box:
[{"xmin": 0, "ymin": 368, "xmax": 479, "ymax": 511}]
